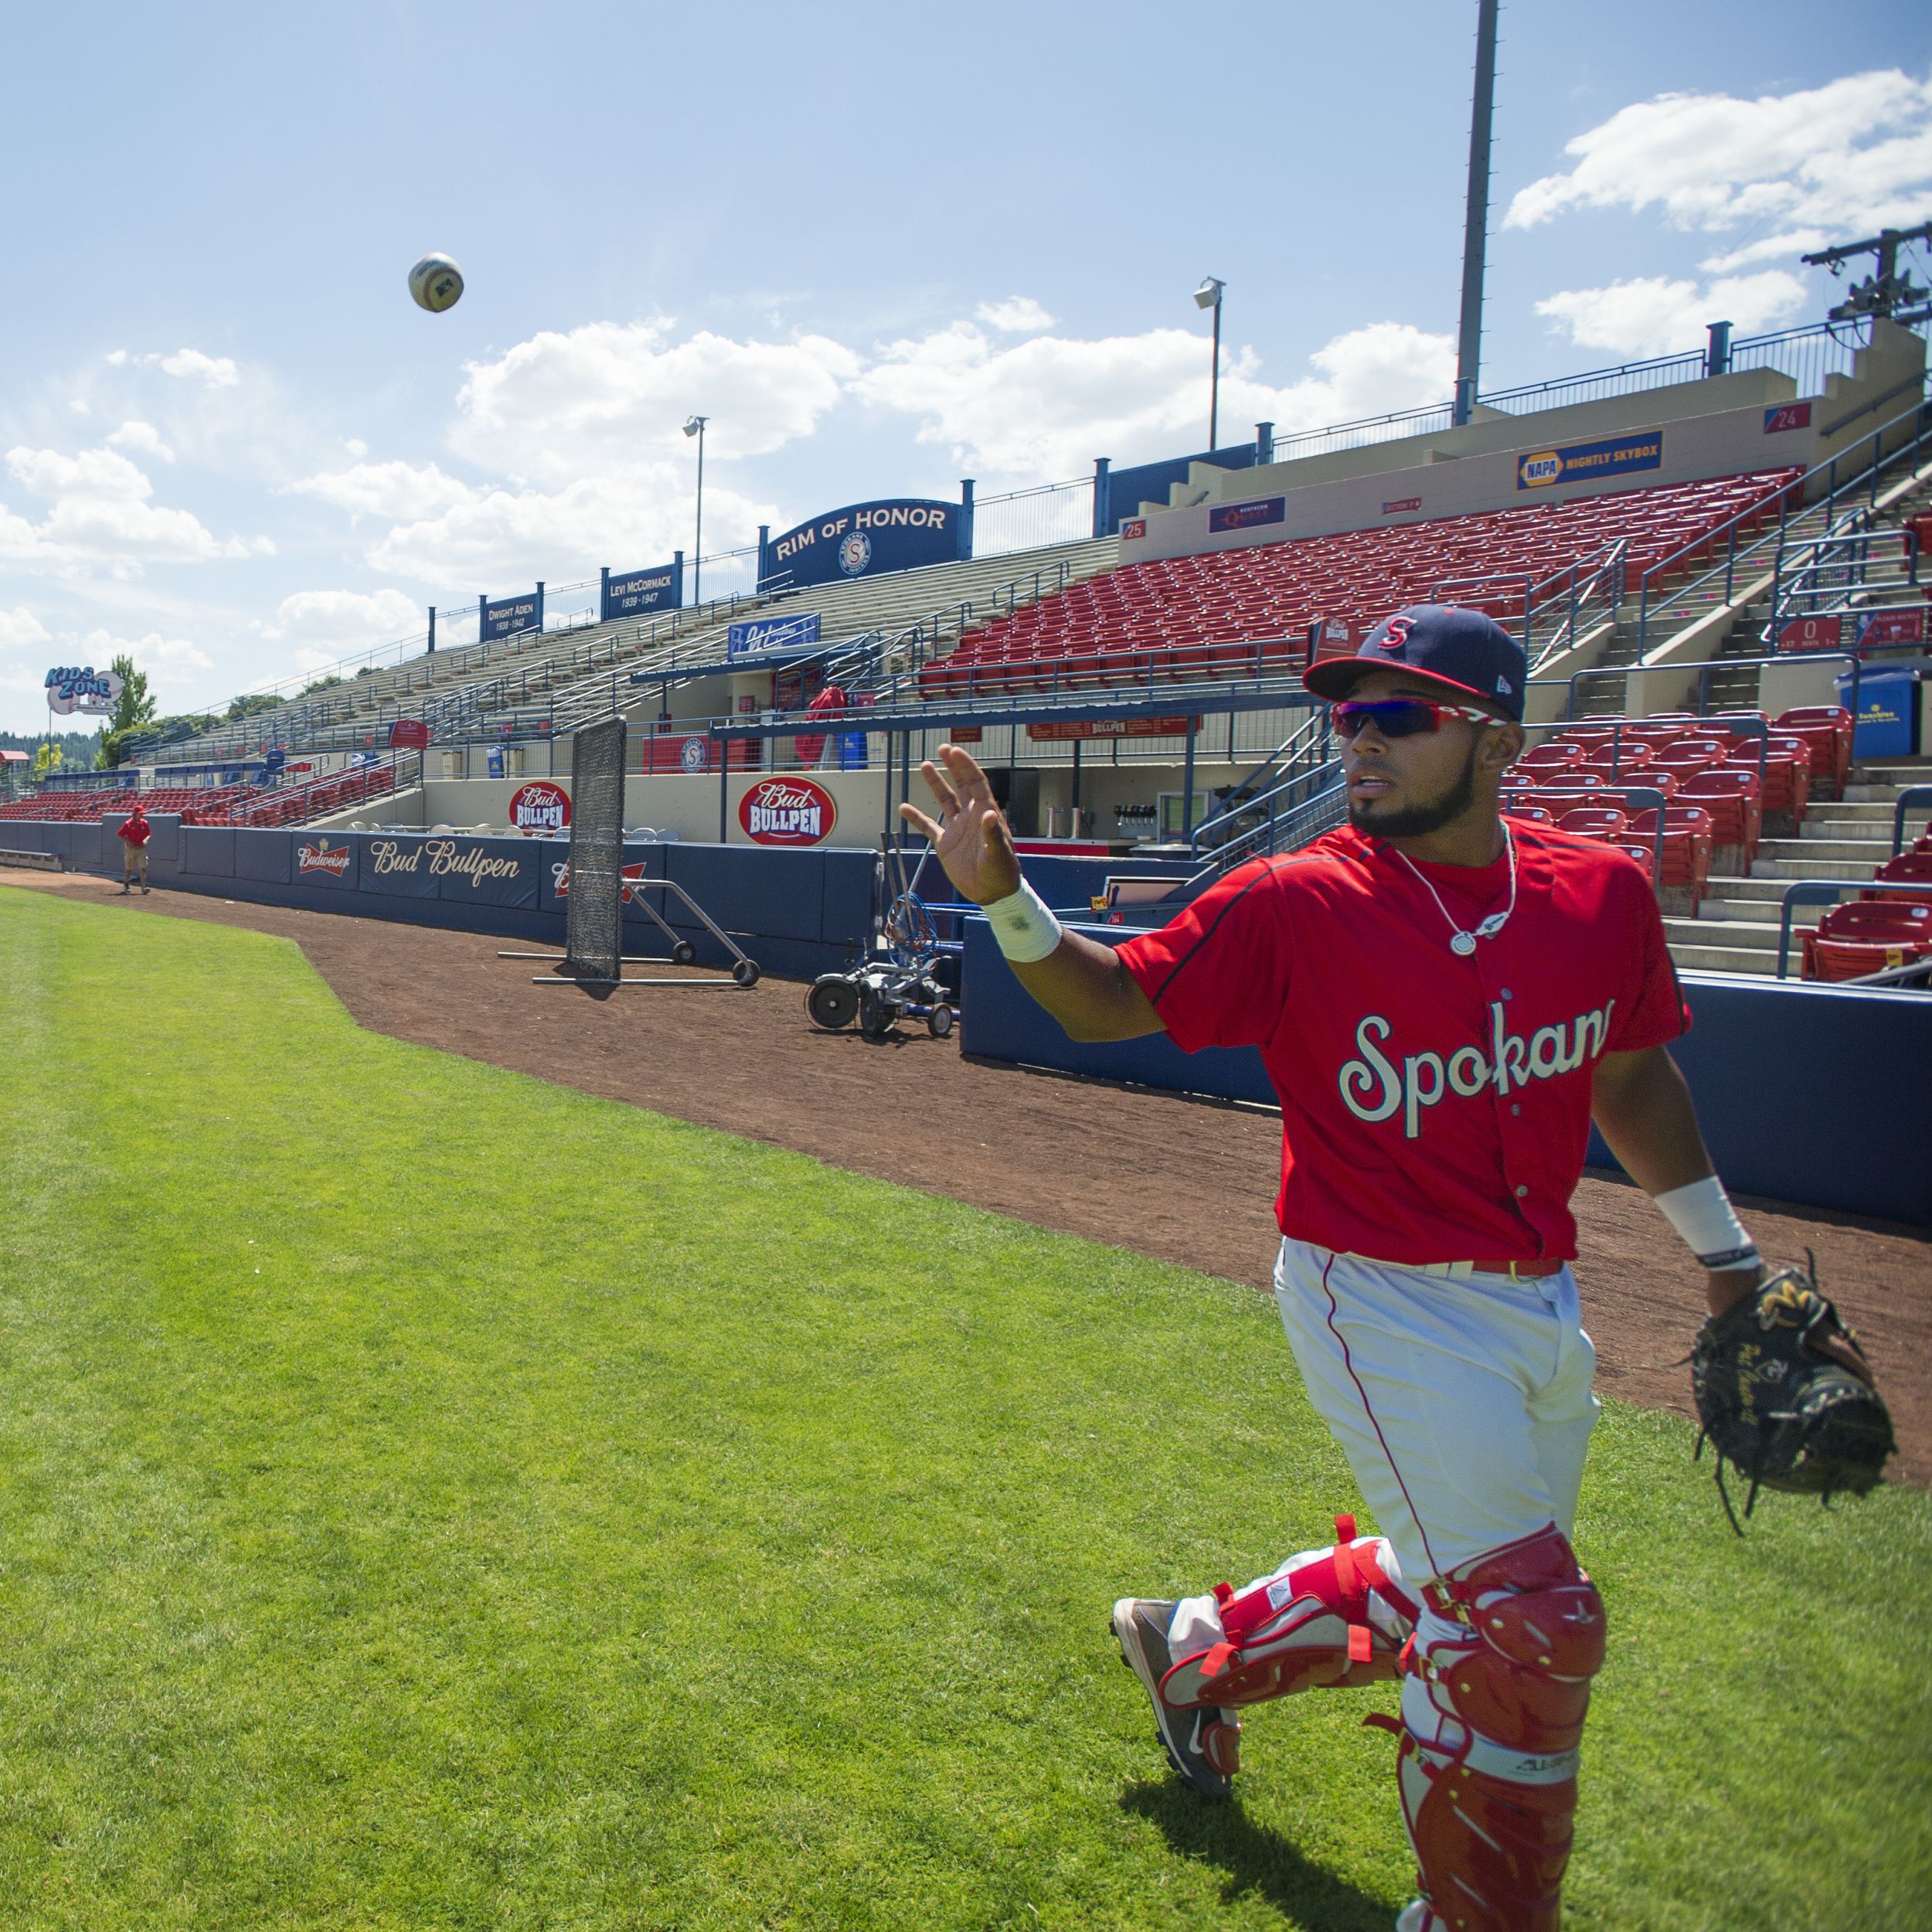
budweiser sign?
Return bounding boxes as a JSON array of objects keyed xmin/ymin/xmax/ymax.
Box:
[
  {"xmin": 553, "ymin": 859, "xmax": 651, "ymax": 901},
  {"xmin": 740, "ymin": 777, "xmax": 837, "ymax": 845},
  {"xmin": 295, "ymin": 839, "xmax": 352, "ymax": 877},
  {"xmin": 509, "ymin": 781, "xmax": 570, "ymax": 834}
]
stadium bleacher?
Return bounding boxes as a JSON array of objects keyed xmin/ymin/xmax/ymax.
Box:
[{"xmin": 919, "ymin": 472, "xmax": 1799, "ymax": 696}]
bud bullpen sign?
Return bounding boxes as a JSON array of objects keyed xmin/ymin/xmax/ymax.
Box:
[
  {"xmin": 1518, "ymin": 430, "xmax": 1663, "ymax": 491},
  {"xmin": 739, "ymin": 777, "xmax": 837, "ymax": 845},
  {"xmin": 766, "ymin": 498, "xmax": 957, "ymax": 589},
  {"xmin": 509, "ymin": 781, "xmax": 570, "ymax": 834}
]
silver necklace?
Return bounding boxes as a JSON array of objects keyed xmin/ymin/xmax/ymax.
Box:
[{"xmin": 1391, "ymin": 822, "xmax": 1518, "ymax": 957}]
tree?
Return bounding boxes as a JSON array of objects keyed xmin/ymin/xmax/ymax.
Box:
[
  {"xmin": 30, "ymin": 741, "xmax": 62, "ymax": 782},
  {"xmin": 98, "ymin": 654, "xmax": 159, "ymax": 767}
]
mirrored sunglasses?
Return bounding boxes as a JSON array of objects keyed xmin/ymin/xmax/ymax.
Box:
[{"xmin": 1332, "ymin": 698, "xmax": 1505, "ymax": 741}]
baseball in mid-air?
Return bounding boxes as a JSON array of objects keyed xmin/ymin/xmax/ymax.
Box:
[{"xmin": 407, "ymin": 253, "xmax": 464, "ymax": 314}]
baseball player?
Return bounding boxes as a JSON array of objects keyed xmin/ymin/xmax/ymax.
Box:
[
  {"xmin": 902, "ymin": 606, "xmax": 1769, "ymax": 1932},
  {"xmin": 117, "ymin": 801, "xmax": 152, "ymax": 894}
]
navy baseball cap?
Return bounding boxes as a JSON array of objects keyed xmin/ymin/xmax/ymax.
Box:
[{"xmin": 1302, "ymin": 604, "xmax": 1527, "ymax": 722}]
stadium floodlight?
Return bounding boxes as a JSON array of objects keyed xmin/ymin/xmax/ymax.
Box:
[
  {"xmin": 684, "ymin": 416, "xmax": 709, "ymax": 604},
  {"xmin": 1192, "ymin": 279, "xmax": 1226, "ymax": 448}
]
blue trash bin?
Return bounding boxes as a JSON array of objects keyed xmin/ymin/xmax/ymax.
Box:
[{"xmin": 1835, "ymin": 666, "xmax": 1920, "ymax": 759}]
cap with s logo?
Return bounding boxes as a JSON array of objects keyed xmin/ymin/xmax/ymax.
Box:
[{"xmin": 1302, "ymin": 603, "xmax": 1527, "ymax": 721}]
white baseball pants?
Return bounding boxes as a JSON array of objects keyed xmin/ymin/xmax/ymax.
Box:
[{"xmin": 1170, "ymin": 1237, "xmax": 1598, "ymax": 1653}]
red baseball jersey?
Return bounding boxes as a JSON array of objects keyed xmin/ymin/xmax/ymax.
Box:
[
  {"xmin": 117, "ymin": 815, "xmax": 151, "ymax": 847},
  {"xmin": 1116, "ymin": 821, "xmax": 1688, "ymax": 1264}
]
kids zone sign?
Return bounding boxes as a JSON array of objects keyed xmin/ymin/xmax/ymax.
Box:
[
  {"xmin": 739, "ymin": 777, "xmax": 838, "ymax": 845},
  {"xmin": 44, "ymin": 665, "xmax": 124, "ymax": 716},
  {"xmin": 764, "ymin": 498, "xmax": 959, "ymax": 589}
]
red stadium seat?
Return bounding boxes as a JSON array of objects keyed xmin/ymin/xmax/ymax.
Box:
[
  {"xmin": 1626, "ymin": 805, "xmax": 1716, "ymax": 910},
  {"xmin": 1773, "ymin": 706, "xmax": 1853, "ymax": 794},
  {"xmin": 1515, "ymin": 743, "xmax": 1586, "ymax": 774},
  {"xmin": 1862, "ymin": 852, "xmax": 1932, "ymax": 903},
  {"xmin": 1676, "ymin": 768, "xmax": 1764, "ymax": 866},
  {"xmin": 1611, "ymin": 841, "xmax": 1658, "ymax": 882},
  {"xmin": 928, "ymin": 471, "xmax": 1804, "ymax": 699},
  {"xmin": 1581, "ymin": 742, "xmax": 1658, "ymax": 778},
  {"xmin": 1556, "ymin": 808, "xmax": 1631, "ymax": 841},
  {"xmin": 1727, "ymin": 740, "xmax": 1811, "ymax": 828},
  {"xmin": 1803, "ymin": 901, "xmax": 1932, "ymax": 981}
]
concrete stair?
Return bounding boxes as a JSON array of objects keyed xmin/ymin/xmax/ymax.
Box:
[{"xmin": 1663, "ymin": 760, "xmax": 1930, "ymax": 976}]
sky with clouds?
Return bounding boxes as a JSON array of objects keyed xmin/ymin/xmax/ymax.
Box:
[{"xmin": 1, "ymin": 0, "xmax": 1928, "ymax": 732}]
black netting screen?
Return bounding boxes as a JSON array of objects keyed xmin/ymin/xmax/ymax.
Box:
[{"xmin": 564, "ymin": 716, "xmax": 627, "ymax": 981}]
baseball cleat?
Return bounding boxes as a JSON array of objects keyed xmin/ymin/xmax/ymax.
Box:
[{"xmin": 1111, "ymin": 1597, "xmax": 1240, "ymax": 1797}]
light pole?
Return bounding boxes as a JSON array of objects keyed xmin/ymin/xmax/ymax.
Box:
[
  {"xmin": 683, "ymin": 415, "xmax": 708, "ymax": 604},
  {"xmin": 1193, "ymin": 277, "xmax": 1226, "ymax": 449}
]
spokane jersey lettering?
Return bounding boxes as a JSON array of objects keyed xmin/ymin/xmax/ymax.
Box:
[{"xmin": 1116, "ymin": 821, "xmax": 1685, "ymax": 1262}]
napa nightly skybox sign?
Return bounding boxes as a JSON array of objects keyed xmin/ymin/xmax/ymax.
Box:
[
  {"xmin": 763, "ymin": 498, "xmax": 960, "ymax": 590},
  {"xmin": 1517, "ymin": 430, "xmax": 1664, "ymax": 491},
  {"xmin": 601, "ymin": 557, "xmax": 682, "ymax": 622},
  {"xmin": 479, "ymin": 584, "xmax": 544, "ymax": 641}
]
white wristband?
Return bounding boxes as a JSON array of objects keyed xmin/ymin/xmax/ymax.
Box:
[
  {"xmin": 981, "ymin": 878, "xmax": 1063, "ymax": 963},
  {"xmin": 1653, "ymin": 1175, "xmax": 1760, "ymax": 1271}
]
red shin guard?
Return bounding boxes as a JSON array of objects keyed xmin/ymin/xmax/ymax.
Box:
[
  {"xmin": 1395, "ymin": 1526, "xmax": 1606, "ymax": 1932},
  {"xmin": 1160, "ymin": 1515, "xmax": 1420, "ymax": 1710}
]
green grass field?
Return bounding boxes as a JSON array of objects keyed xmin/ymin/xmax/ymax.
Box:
[{"xmin": 2, "ymin": 886, "xmax": 1927, "ymax": 1931}]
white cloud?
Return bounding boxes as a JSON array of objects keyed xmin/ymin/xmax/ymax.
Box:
[
  {"xmin": 1534, "ymin": 270, "xmax": 1808, "ymax": 357},
  {"xmin": 156, "ymin": 348, "xmax": 240, "ymax": 389},
  {"xmin": 1699, "ymin": 230, "xmax": 1832, "ymax": 274},
  {"xmin": 291, "ymin": 458, "xmax": 474, "ymax": 522},
  {"xmin": 367, "ymin": 466, "xmax": 773, "ymax": 587},
  {"xmin": 73, "ymin": 628, "xmax": 214, "ymax": 678},
  {"xmin": 1506, "ymin": 69, "xmax": 1932, "ymax": 237},
  {"xmin": 107, "ymin": 420, "xmax": 175, "ymax": 462},
  {"xmin": 451, "ymin": 319, "xmax": 860, "ymax": 480},
  {"xmin": 1260, "ymin": 322, "xmax": 1458, "ymax": 431},
  {"xmin": 975, "ymin": 297, "xmax": 1055, "ymax": 334},
  {"xmin": 0, "ymin": 604, "xmax": 52, "ymax": 651},
  {"xmin": 1, "ymin": 443, "xmax": 243, "ymax": 570},
  {"xmin": 344, "ymin": 437, "xmax": 369, "ymax": 457},
  {"xmin": 852, "ymin": 317, "xmax": 1455, "ymax": 481},
  {"xmin": 268, "ymin": 587, "xmax": 423, "ymax": 653}
]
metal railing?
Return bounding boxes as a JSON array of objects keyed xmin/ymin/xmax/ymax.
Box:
[
  {"xmin": 1433, "ymin": 538, "xmax": 1631, "ymax": 671},
  {"xmin": 1553, "ymin": 650, "xmax": 1867, "ymax": 721},
  {"xmin": 1187, "ymin": 711, "xmax": 1341, "ymax": 866},
  {"xmin": 1632, "ymin": 396, "xmax": 1932, "ymax": 657},
  {"xmin": 1767, "ymin": 525, "xmax": 1921, "ymax": 636},
  {"xmin": 1894, "ymin": 787, "xmax": 1932, "ymax": 854},
  {"xmin": 1262, "ymin": 317, "xmax": 1915, "ymax": 470},
  {"xmin": 209, "ymin": 750, "xmax": 422, "ymax": 828},
  {"xmin": 971, "ymin": 478, "xmax": 1094, "ymax": 557}
]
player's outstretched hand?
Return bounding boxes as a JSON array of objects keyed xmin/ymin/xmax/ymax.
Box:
[{"xmin": 900, "ymin": 743, "xmax": 1022, "ymax": 906}]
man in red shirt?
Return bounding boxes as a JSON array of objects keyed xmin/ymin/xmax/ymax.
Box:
[
  {"xmin": 902, "ymin": 606, "xmax": 1769, "ymax": 1932},
  {"xmin": 116, "ymin": 801, "xmax": 153, "ymax": 895}
]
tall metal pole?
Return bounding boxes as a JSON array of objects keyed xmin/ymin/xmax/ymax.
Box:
[
  {"xmin": 693, "ymin": 420, "xmax": 706, "ymax": 605},
  {"xmin": 1209, "ymin": 298, "xmax": 1223, "ymax": 449},
  {"xmin": 1454, "ymin": 0, "xmax": 1499, "ymax": 427}
]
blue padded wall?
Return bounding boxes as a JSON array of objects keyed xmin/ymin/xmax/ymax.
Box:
[{"xmin": 961, "ymin": 923, "xmax": 1932, "ymax": 1226}]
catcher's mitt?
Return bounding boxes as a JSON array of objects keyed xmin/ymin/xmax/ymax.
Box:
[{"xmin": 1690, "ymin": 1252, "xmax": 1895, "ymax": 1531}]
